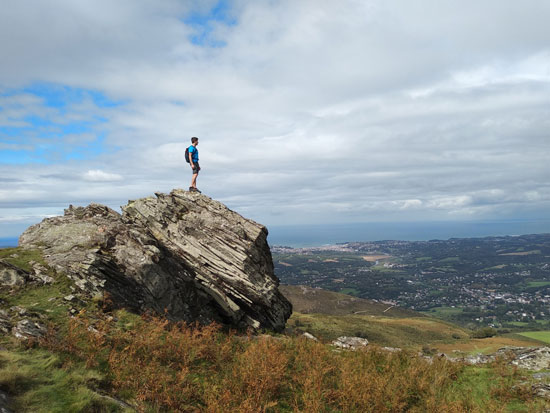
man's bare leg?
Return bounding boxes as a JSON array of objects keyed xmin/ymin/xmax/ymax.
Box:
[{"xmin": 190, "ymin": 173, "xmax": 198, "ymax": 189}]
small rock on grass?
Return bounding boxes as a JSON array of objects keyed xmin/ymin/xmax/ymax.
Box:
[{"xmin": 332, "ymin": 336, "xmax": 369, "ymax": 350}]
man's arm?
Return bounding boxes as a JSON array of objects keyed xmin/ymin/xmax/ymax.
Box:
[{"xmin": 188, "ymin": 148, "xmax": 194, "ymax": 167}]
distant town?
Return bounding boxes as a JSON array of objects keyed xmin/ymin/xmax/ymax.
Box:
[{"xmin": 272, "ymin": 233, "xmax": 550, "ymax": 329}]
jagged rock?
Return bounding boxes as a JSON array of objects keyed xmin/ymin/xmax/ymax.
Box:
[
  {"xmin": 462, "ymin": 353, "xmax": 494, "ymax": 365},
  {"xmin": 0, "ymin": 259, "xmax": 53, "ymax": 286},
  {"xmin": 12, "ymin": 319, "xmax": 47, "ymax": 340},
  {"xmin": 495, "ymin": 346, "xmax": 550, "ymax": 371},
  {"xmin": 9, "ymin": 306, "xmax": 28, "ymax": 316},
  {"xmin": 29, "ymin": 261, "xmax": 54, "ymax": 284},
  {"xmin": 0, "ymin": 389, "xmax": 15, "ymax": 413},
  {"xmin": 448, "ymin": 347, "xmax": 550, "ymax": 371},
  {"xmin": 0, "ymin": 310, "xmax": 11, "ymax": 334},
  {"xmin": 19, "ymin": 189, "xmax": 292, "ymax": 331},
  {"xmin": 332, "ymin": 336, "xmax": 369, "ymax": 350},
  {"xmin": 532, "ymin": 383, "xmax": 550, "ymax": 400},
  {"xmin": 0, "ymin": 260, "xmax": 29, "ymax": 286}
]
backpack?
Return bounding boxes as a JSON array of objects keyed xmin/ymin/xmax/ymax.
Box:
[{"xmin": 185, "ymin": 146, "xmax": 192, "ymax": 163}]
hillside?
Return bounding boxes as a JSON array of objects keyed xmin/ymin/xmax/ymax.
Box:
[
  {"xmin": 279, "ymin": 284, "xmax": 418, "ymax": 317},
  {"xmin": 1, "ymin": 191, "xmax": 549, "ymax": 411},
  {"xmin": 1, "ymin": 246, "xmax": 547, "ymax": 412},
  {"xmin": 280, "ymin": 285, "xmax": 542, "ymax": 352}
]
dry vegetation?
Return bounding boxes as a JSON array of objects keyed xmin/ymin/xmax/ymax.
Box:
[
  {"xmin": 1, "ymin": 246, "xmax": 547, "ymax": 412},
  {"xmin": 279, "ymin": 285, "xmax": 417, "ymax": 318},
  {"xmin": 33, "ymin": 312, "xmax": 543, "ymax": 412}
]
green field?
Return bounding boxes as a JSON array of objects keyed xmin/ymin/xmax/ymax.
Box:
[
  {"xmin": 424, "ymin": 306, "xmax": 464, "ymax": 317},
  {"xmin": 339, "ymin": 287, "xmax": 360, "ymax": 296},
  {"xmin": 504, "ymin": 320, "xmax": 548, "ymax": 328},
  {"xmin": 526, "ymin": 281, "xmax": 550, "ymax": 288},
  {"xmin": 440, "ymin": 256, "xmax": 460, "ymax": 263},
  {"xmin": 517, "ymin": 331, "xmax": 550, "ymax": 344}
]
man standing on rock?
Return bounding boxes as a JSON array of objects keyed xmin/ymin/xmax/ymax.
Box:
[{"xmin": 187, "ymin": 137, "xmax": 201, "ymax": 193}]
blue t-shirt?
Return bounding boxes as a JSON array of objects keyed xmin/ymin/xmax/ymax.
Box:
[{"xmin": 188, "ymin": 145, "xmax": 199, "ymax": 162}]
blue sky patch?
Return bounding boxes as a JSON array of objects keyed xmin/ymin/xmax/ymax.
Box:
[
  {"xmin": 184, "ymin": 0, "xmax": 237, "ymax": 47},
  {"xmin": 21, "ymin": 83, "xmax": 123, "ymax": 110},
  {"xmin": 0, "ymin": 83, "xmax": 119, "ymax": 165},
  {"xmin": 0, "ymin": 149, "xmax": 47, "ymax": 165}
]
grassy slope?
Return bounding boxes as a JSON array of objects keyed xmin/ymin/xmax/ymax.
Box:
[
  {"xmin": 279, "ymin": 284, "xmax": 418, "ymax": 317},
  {"xmin": 517, "ymin": 331, "xmax": 550, "ymax": 344},
  {"xmin": 281, "ymin": 284, "xmax": 544, "ymax": 352},
  {"xmin": 0, "ymin": 247, "xmax": 126, "ymax": 412},
  {"xmin": 0, "ymin": 248, "xmax": 548, "ymax": 411},
  {"xmin": 287, "ymin": 312, "xmax": 471, "ymax": 348},
  {"xmin": 0, "ymin": 347, "xmax": 126, "ymax": 413}
]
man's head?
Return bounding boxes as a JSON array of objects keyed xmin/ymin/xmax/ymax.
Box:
[{"xmin": 191, "ymin": 137, "xmax": 199, "ymax": 146}]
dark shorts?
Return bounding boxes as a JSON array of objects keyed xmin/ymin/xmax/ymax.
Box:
[{"xmin": 192, "ymin": 162, "xmax": 200, "ymax": 174}]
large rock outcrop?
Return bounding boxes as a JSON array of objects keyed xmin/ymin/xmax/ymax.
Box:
[{"xmin": 19, "ymin": 189, "xmax": 292, "ymax": 331}]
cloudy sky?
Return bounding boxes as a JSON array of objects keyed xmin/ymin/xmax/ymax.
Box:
[{"xmin": 1, "ymin": 0, "xmax": 550, "ymax": 238}]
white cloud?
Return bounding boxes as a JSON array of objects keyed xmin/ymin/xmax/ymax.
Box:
[
  {"xmin": 82, "ymin": 170, "xmax": 123, "ymax": 182},
  {"xmin": 1, "ymin": 0, "xmax": 550, "ymax": 237}
]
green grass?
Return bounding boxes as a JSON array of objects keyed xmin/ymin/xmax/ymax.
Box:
[
  {"xmin": 525, "ymin": 281, "xmax": 550, "ymax": 288},
  {"xmin": 505, "ymin": 320, "xmax": 547, "ymax": 327},
  {"xmin": 339, "ymin": 287, "xmax": 360, "ymax": 296},
  {"xmin": 506, "ymin": 321, "xmax": 530, "ymax": 327},
  {"xmin": 448, "ymin": 367, "xmax": 496, "ymax": 407},
  {"xmin": 371, "ymin": 266, "xmax": 405, "ymax": 274},
  {"xmin": 0, "ymin": 248, "xmax": 78, "ymax": 328},
  {"xmin": 430, "ymin": 266, "xmax": 458, "ymax": 273},
  {"xmin": 517, "ymin": 331, "xmax": 550, "ymax": 344},
  {"xmin": 423, "ymin": 306, "xmax": 464, "ymax": 320},
  {"xmin": 2, "ymin": 246, "xmax": 548, "ymax": 411},
  {"xmin": 480, "ymin": 264, "xmax": 507, "ymax": 271},
  {"xmin": 0, "ymin": 347, "xmax": 127, "ymax": 412},
  {"xmin": 288, "ymin": 312, "xmax": 469, "ymax": 348},
  {"xmin": 279, "ymin": 284, "xmax": 418, "ymax": 318},
  {"xmin": 0, "ymin": 247, "xmax": 46, "ymax": 272},
  {"xmin": 439, "ymin": 256, "xmax": 460, "ymax": 263},
  {"xmin": 1, "ymin": 278, "xmax": 75, "ymax": 326},
  {"xmin": 446, "ymin": 366, "xmax": 541, "ymax": 412}
]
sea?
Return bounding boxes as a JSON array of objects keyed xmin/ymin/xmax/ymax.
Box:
[
  {"xmin": 0, "ymin": 237, "xmax": 18, "ymax": 248},
  {"xmin": 266, "ymin": 220, "xmax": 550, "ymax": 248},
  {"xmin": 2, "ymin": 219, "xmax": 550, "ymax": 249}
]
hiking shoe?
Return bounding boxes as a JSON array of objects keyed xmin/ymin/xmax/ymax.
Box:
[
  {"xmin": 189, "ymin": 187, "xmax": 202, "ymax": 193},
  {"xmin": 194, "ymin": 188, "xmax": 202, "ymax": 193}
]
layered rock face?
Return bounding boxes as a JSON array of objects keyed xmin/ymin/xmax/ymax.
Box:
[{"xmin": 19, "ymin": 189, "xmax": 292, "ymax": 331}]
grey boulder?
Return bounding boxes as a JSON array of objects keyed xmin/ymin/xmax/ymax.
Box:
[
  {"xmin": 19, "ymin": 189, "xmax": 291, "ymax": 331},
  {"xmin": 332, "ymin": 336, "xmax": 369, "ymax": 350}
]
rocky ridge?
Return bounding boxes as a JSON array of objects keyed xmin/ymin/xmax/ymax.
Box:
[{"xmin": 17, "ymin": 189, "xmax": 292, "ymax": 331}]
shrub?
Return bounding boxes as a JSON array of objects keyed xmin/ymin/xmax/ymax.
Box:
[
  {"xmin": 38, "ymin": 312, "xmax": 545, "ymax": 412},
  {"xmin": 471, "ymin": 327, "xmax": 497, "ymax": 339}
]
